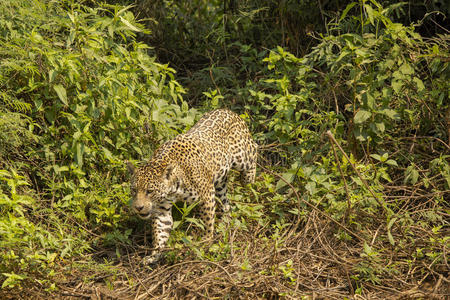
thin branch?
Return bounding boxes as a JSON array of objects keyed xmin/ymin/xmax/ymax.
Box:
[
  {"xmin": 258, "ymin": 162, "xmax": 368, "ymax": 243},
  {"xmin": 326, "ymin": 130, "xmax": 388, "ymax": 215}
]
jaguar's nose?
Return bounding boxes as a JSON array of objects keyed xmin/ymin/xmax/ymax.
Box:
[{"xmin": 134, "ymin": 205, "xmax": 144, "ymax": 212}]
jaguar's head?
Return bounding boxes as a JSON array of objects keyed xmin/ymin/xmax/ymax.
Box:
[{"xmin": 127, "ymin": 161, "xmax": 179, "ymax": 219}]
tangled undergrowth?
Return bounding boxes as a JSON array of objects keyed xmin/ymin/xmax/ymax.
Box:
[
  {"xmin": 2, "ymin": 183, "xmax": 448, "ymax": 299},
  {"xmin": 0, "ymin": 1, "xmax": 448, "ymax": 299},
  {"xmin": 2, "ymin": 135, "xmax": 448, "ymax": 299}
]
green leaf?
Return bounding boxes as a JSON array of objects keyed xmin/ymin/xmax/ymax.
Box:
[
  {"xmin": 370, "ymin": 154, "xmax": 382, "ymax": 161},
  {"xmin": 363, "ymin": 242, "xmax": 372, "ymax": 255},
  {"xmin": 391, "ymin": 80, "xmax": 403, "ymax": 93},
  {"xmin": 75, "ymin": 142, "xmax": 84, "ymax": 168},
  {"xmin": 48, "ymin": 70, "xmax": 56, "ymax": 83},
  {"xmin": 275, "ymin": 172, "xmax": 295, "ymax": 191},
  {"xmin": 55, "ymin": 165, "xmax": 69, "ymax": 172},
  {"xmin": 335, "ymin": 50, "xmax": 350, "ymax": 63},
  {"xmin": 186, "ymin": 217, "xmax": 205, "ymax": 230},
  {"xmin": 399, "ymin": 63, "xmax": 414, "ymax": 75},
  {"xmin": 119, "ymin": 16, "xmax": 142, "ymax": 32},
  {"xmin": 365, "ymin": 92, "xmax": 375, "ymax": 110},
  {"xmin": 34, "ymin": 98, "xmax": 43, "ymax": 111},
  {"xmin": 73, "ymin": 131, "xmax": 82, "ymax": 141},
  {"xmin": 375, "ymin": 122, "xmax": 385, "ymax": 133},
  {"xmin": 380, "ymin": 108, "xmax": 400, "ymax": 120},
  {"xmin": 305, "ymin": 181, "xmax": 316, "ymax": 195},
  {"xmin": 413, "ymin": 77, "xmax": 425, "ymax": 92},
  {"xmin": 102, "ymin": 147, "xmax": 114, "ymax": 161},
  {"xmin": 365, "ymin": 4, "xmax": 375, "ymax": 25},
  {"xmin": 386, "ymin": 159, "xmax": 398, "ymax": 167},
  {"xmin": 53, "ymin": 84, "xmax": 68, "ymax": 106},
  {"xmin": 1, "ymin": 272, "xmax": 26, "ymax": 288},
  {"xmin": 387, "ymin": 230, "xmax": 395, "ymax": 246},
  {"xmin": 387, "ymin": 217, "xmax": 397, "ymax": 246},
  {"xmin": 381, "ymin": 171, "xmax": 393, "ymax": 182},
  {"xmin": 404, "ymin": 165, "xmax": 419, "ymax": 185},
  {"xmin": 340, "ymin": 2, "xmax": 357, "ymax": 21},
  {"xmin": 354, "ymin": 110, "xmax": 372, "ymax": 124}
]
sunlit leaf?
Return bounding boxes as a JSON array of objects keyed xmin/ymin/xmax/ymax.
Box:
[
  {"xmin": 354, "ymin": 110, "xmax": 372, "ymax": 124},
  {"xmin": 119, "ymin": 16, "xmax": 142, "ymax": 32},
  {"xmin": 53, "ymin": 84, "xmax": 68, "ymax": 106}
]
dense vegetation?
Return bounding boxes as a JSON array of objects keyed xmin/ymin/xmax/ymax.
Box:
[{"xmin": 0, "ymin": 0, "xmax": 448, "ymax": 298}]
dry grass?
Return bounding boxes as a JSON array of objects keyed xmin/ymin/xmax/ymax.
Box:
[
  {"xmin": 3, "ymin": 197, "xmax": 448, "ymax": 300},
  {"xmin": 2, "ymin": 143, "xmax": 448, "ymax": 299}
]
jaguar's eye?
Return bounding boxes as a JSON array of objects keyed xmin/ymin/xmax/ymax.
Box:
[{"xmin": 146, "ymin": 189, "xmax": 151, "ymax": 195}]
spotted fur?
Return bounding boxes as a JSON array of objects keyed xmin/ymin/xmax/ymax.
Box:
[{"xmin": 127, "ymin": 109, "xmax": 257, "ymax": 264}]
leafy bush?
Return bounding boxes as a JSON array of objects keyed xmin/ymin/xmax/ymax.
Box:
[
  {"xmin": 0, "ymin": 168, "xmax": 88, "ymax": 289},
  {"xmin": 245, "ymin": 0, "xmax": 448, "ymax": 195},
  {"xmin": 0, "ymin": 0, "xmax": 196, "ymax": 288},
  {"xmin": 237, "ymin": 0, "xmax": 449, "ymax": 286},
  {"xmin": 132, "ymin": 0, "xmax": 449, "ymax": 106},
  {"xmin": 0, "ymin": 0, "xmax": 448, "ymax": 296}
]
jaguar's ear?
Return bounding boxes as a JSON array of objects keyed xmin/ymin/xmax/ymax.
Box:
[
  {"xmin": 126, "ymin": 161, "xmax": 135, "ymax": 176},
  {"xmin": 162, "ymin": 163, "xmax": 175, "ymax": 181},
  {"xmin": 162, "ymin": 163, "xmax": 181, "ymax": 188}
]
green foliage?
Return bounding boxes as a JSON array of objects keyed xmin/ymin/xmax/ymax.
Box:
[
  {"xmin": 245, "ymin": 0, "xmax": 448, "ymax": 196},
  {"xmin": 0, "ymin": 169, "xmax": 87, "ymax": 289},
  {"xmin": 0, "ymin": 0, "xmax": 448, "ymax": 295},
  {"xmin": 1, "ymin": 0, "xmax": 194, "ymax": 175},
  {"xmin": 235, "ymin": 0, "xmax": 449, "ymax": 286},
  {"xmin": 0, "ymin": 112, "xmax": 36, "ymax": 162},
  {"xmin": 132, "ymin": 0, "xmax": 449, "ymax": 106},
  {"xmin": 0, "ymin": 0, "xmax": 196, "ymax": 289}
]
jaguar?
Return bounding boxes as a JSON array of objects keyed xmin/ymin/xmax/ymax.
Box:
[{"xmin": 127, "ymin": 109, "xmax": 257, "ymax": 264}]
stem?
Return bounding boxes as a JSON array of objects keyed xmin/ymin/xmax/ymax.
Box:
[
  {"xmin": 259, "ymin": 162, "xmax": 367, "ymax": 243},
  {"xmin": 330, "ymin": 137, "xmax": 352, "ymax": 223},
  {"xmin": 326, "ymin": 130, "xmax": 388, "ymax": 215},
  {"xmin": 360, "ymin": 0, "xmax": 365, "ymax": 35}
]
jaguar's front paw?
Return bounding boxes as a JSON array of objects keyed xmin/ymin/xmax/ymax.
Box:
[
  {"xmin": 143, "ymin": 252, "xmax": 162, "ymax": 266},
  {"xmin": 223, "ymin": 202, "xmax": 231, "ymax": 214}
]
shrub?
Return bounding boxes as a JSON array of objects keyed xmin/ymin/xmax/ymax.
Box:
[
  {"xmin": 240, "ymin": 0, "xmax": 448, "ymax": 285},
  {"xmin": 0, "ymin": 0, "xmax": 196, "ymax": 288}
]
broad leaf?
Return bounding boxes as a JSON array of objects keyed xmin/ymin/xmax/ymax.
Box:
[
  {"xmin": 354, "ymin": 110, "xmax": 372, "ymax": 124},
  {"xmin": 53, "ymin": 84, "xmax": 68, "ymax": 106}
]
